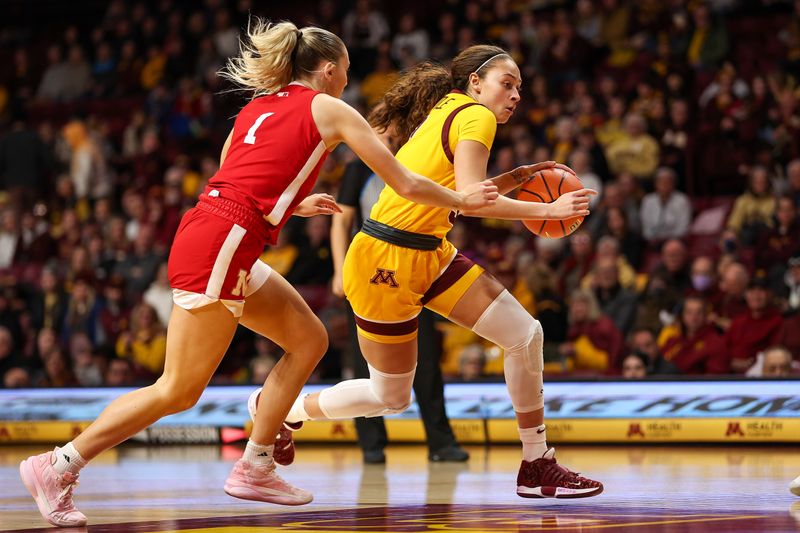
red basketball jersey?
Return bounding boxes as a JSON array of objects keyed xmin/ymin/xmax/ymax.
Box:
[{"xmin": 207, "ymin": 83, "xmax": 329, "ymax": 244}]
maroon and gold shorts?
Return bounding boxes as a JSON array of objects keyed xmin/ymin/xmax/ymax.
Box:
[{"xmin": 343, "ymin": 226, "xmax": 483, "ymax": 344}]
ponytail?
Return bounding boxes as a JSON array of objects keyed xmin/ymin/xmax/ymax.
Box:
[
  {"xmin": 220, "ymin": 18, "xmax": 344, "ymax": 97},
  {"xmin": 368, "ymin": 62, "xmax": 451, "ymax": 146}
]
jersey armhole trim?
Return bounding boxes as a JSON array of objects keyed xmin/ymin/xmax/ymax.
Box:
[{"xmin": 441, "ymin": 102, "xmax": 481, "ymax": 164}]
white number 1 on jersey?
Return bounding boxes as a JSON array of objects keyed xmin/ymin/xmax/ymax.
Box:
[{"xmin": 243, "ymin": 112, "xmax": 274, "ymax": 144}]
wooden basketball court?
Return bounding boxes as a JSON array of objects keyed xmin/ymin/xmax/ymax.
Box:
[{"xmin": 2, "ymin": 443, "xmax": 798, "ymax": 532}]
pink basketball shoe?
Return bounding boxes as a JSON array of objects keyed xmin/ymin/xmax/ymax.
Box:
[
  {"xmin": 247, "ymin": 388, "xmax": 302, "ymax": 466},
  {"xmin": 516, "ymin": 448, "xmax": 603, "ymax": 499},
  {"xmin": 224, "ymin": 458, "xmax": 313, "ymax": 505},
  {"xmin": 19, "ymin": 449, "xmax": 87, "ymax": 527}
]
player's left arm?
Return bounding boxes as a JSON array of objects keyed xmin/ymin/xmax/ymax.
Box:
[
  {"xmin": 455, "ymin": 141, "xmax": 592, "ymax": 220},
  {"xmin": 490, "ymin": 162, "xmax": 580, "ymax": 195}
]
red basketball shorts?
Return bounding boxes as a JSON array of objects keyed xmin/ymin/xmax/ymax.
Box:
[{"xmin": 167, "ymin": 192, "xmax": 274, "ymax": 317}]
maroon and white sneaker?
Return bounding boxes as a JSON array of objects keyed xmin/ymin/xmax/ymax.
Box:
[
  {"xmin": 516, "ymin": 448, "xmax": 603, "ymax": 499},
  {"xmin": 247, "ymin": 389, "xmax": 302, "ymax": 466}
]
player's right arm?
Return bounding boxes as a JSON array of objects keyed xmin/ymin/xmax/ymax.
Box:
[{"xmin": 311, "ymin": 95, "xmax": 498, "ymax": 211}]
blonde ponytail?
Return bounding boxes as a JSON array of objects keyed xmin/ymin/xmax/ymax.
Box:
[{"xmin": 220, "ymin": 18, "xmax": 345, "ymax": 97}]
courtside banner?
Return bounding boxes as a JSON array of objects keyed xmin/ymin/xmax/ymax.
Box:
[{"xmin": 1, "ymin": 381, "xmax": 798, "ymax": 443}]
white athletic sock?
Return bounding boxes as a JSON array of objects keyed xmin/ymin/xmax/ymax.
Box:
[
  {"xmin": 51, "ymin": 442, "xmax": 87, "ymax": 476},
  {"xmin": 285, "ymin": 394, "xmax": 311, "ymax": 424},
  {"xmin": 242, "ymin": 440, "xmax": 275, "ymax": 466},
  {"xmin": 519, "ymin": 424, "xmax": 548, "ymax": 462}
]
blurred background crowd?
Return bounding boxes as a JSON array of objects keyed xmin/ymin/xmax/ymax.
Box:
[{"xmin": 1, "ymin": 0, "xmax": 800, "ymax": 389}]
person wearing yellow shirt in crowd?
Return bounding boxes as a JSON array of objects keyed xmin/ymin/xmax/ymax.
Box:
[
  {"xmin": 259, "ymin": 228, "xmax": 299, "ymax": 277},
  {"xmin": 580, "ymin": 235, "xmax": 636, "ymax": 291},
  {"xmin": 726, "ymin": 165, "xmax": 776, "ymax": 245},
  {"xmin": 359, "ymin": 53, "xmax": 399, "ymax": 108},
  {"xmin": 595, "ymin": 96, "xmax": 627, "ymax": 148},
  {"xmin": 599, "ymin": 0, "xmax": 635, "ymax": 68},
  {"xmin": 551, "ymin": 116, "xmax": 577, "ymax": 164},
  {"xmin": 680, "ymin": 3, "xmax": 729, "ymax": 71},
  {"xmin": 558, "ymin": 288, "xmax": 625, "ymax": 374},
  {"xmin": 605, "ymin": 112, "xmax": 660, "ymax": 183},
  {"xmin": 115, "ymin": 303, "xmax": 167, "ymax": 379},
  {"xmin": 140, "ymin": 45, "xmax": 167, "ymax": 90}
]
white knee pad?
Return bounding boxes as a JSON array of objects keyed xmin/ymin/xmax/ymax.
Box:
[
  {"xmin": 317, "ymin": 364, "xmax": 415, "ymax": 419},
  {"xmin": 366, "ymin": 364, "xmax": 415, "ymax": 415},
  {"xmin": 472, "ymin": 290, "xmax": 545, "ymax": 413}
]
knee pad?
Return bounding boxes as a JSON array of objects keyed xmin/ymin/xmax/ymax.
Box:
[
  {"xmin": 317, "ymin": 365, "xmax": 415, "ymax": 419},
  {"xmin": 471, "ymin": 290, "xmax": 544, "ymax": 373},
  {"xmin": 472, "ymin": 290, "xmax": 544, "ymax": 413},
  {"xmin": 367, "ymin": 364, "xmax": 415, "ymax": 415}
]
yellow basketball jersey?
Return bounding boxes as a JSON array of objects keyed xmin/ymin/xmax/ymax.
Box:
[{"xmin": 369, "ymin": 91, "xmax": 497, "ymax": 238}]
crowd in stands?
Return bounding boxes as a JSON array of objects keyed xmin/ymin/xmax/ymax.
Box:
[{"xmin": 1, "ymin": 0, "xmax": 800, "ymax": 389}]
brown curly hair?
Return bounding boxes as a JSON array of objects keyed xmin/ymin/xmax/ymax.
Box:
[
  {"xmin": 368, "ymin": 45, "xmax": 510, "ymax": 146},
  {"xmin": 368, "ymin": 62, "xmax": 451, "ymax": 146}
]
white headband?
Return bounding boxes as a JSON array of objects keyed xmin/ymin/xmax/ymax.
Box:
[{"xmin": 474, "ymin": 53, "xmax": 509, "ymax": 74}]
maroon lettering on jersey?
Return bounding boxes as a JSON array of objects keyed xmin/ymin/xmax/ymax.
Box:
[{"xmin": 207, "ymin": 83, "xmax": 329, "ymax": 244}]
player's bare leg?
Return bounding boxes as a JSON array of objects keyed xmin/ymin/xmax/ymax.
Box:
[
  {"xmin": 72, "ymin": 303, "xmax": 238, "ymax": 457},
  {"xmin": 448, "ymin": 273, "xmax": 602, "ymax": 498},
  {"xmin": 21, "ymin": 302, "xmax": 238, "ymax": 526},
  {"xmin": 227, "ymin": 270, "xmax": 328, "ymax": 505},
  {"xmin": 239, "ymin": 271, "xmax": 329, "ymax": 460}
]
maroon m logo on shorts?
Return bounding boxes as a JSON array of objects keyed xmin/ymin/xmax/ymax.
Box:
[{"xmin": 370, "ymin": 268, "xmax": 399, "ymax": 288}]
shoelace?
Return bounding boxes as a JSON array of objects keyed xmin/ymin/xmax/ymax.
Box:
[
  {"xmin": 57, "ymin": 478, "xmax": 79, "ymax": 507},
  {"xmin": 549, "ymin": 463, "xmax": 594, "ymax": 486},
  {"xmin": 530, "ymin": 459, "xmax": 589, "ymax": 486},
  {"xmin": 249, "ymin": 462, "xmax": 295, "ymax": 489},
  {"xmin": 267, "ymin": 469, "xmax": 289, "ymax": 486}
]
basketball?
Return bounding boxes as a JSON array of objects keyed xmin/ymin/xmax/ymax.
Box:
[
  {"xmin": 517, "ymin": 167, "xmax": 585, "ymax": 238},
  {"xmin": 791, "ymin": 475, "xmax": 800, "ymax": 496}
]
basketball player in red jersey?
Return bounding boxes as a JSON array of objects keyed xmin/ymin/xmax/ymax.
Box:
[{"xmin": 18, "ymin": 20, "xmax": 498, "ymax": 527}]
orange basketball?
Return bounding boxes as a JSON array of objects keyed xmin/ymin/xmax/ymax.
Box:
[{"xmin": 517, "ymin": 167, "xmax": 585, "ymax": 238}]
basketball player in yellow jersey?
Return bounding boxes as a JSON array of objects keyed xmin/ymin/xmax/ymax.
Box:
[{"xmin": 264, "ymin": 45, "xmax": 603, "ymax": 498}]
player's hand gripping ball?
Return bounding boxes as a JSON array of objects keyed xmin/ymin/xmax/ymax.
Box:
[{"xmin": 517, "ymin": 166, "xmax": 585, "ymax": 238}]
